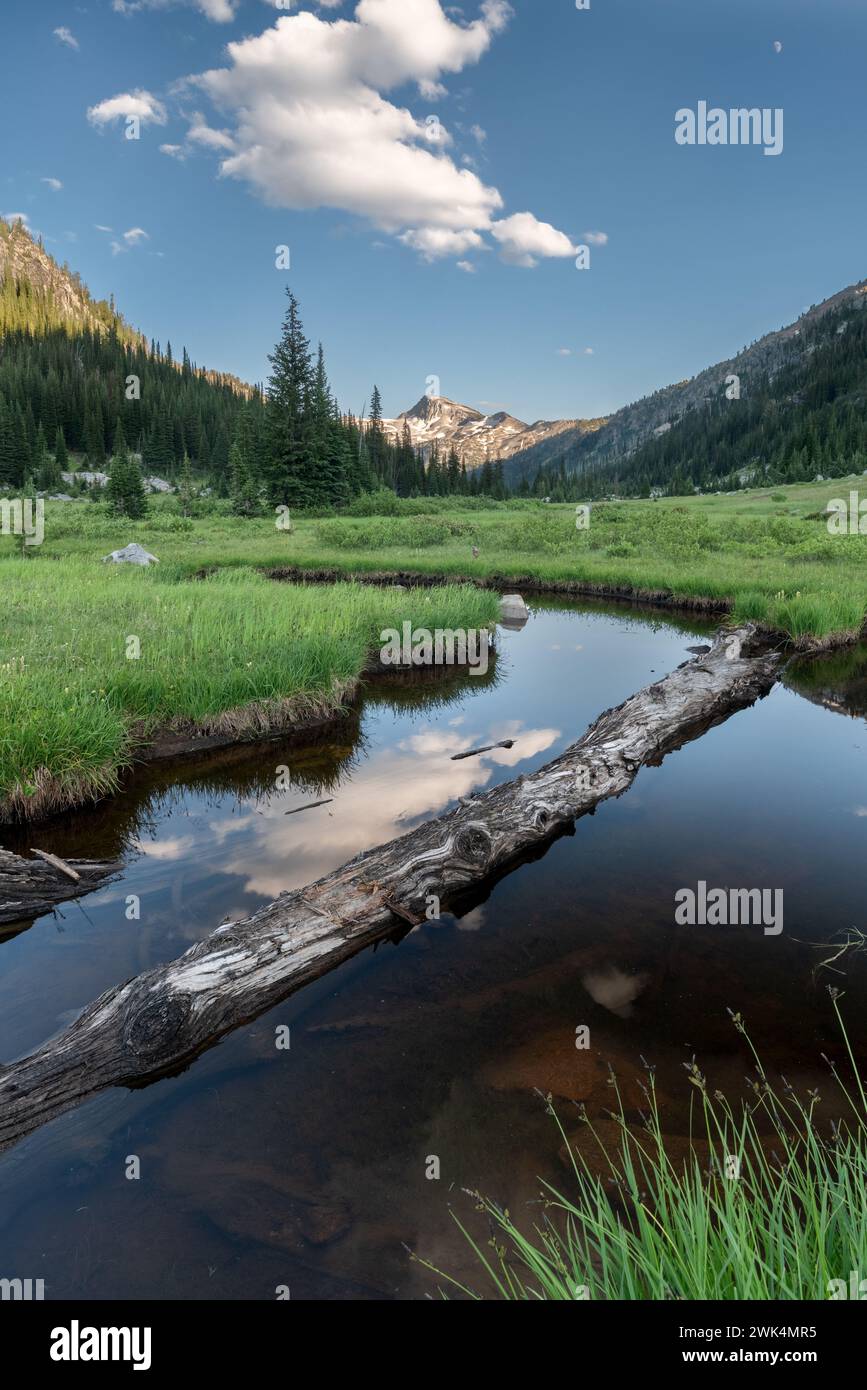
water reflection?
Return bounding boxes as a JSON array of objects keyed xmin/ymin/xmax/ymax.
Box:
[{"xmin": 2, "ymin": 599, "xmax": 866, "ymax": 1301}]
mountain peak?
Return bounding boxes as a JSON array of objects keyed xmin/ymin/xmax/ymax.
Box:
[{"xmin": 380, "ymin": 392, "xmax": 581, "ymax": 469}]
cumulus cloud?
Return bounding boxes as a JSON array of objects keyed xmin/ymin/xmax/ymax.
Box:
[
  {"xmin": 53, "ymin": 26, "xmax": 80, "ymax": 50},
  {"xmin": 142, "ymin": 0, "xmax": 573, "ymax": 265},
  {"xmin": 41, "ymin": 177, "xmax": 63, "ymax": 191},
  {"xmin": 489, "ymin": 211, "xmax": 577, "ymax": 267},
  {"xmin": 398, "ymin": 226, "xmax": 487, "ymax": 259},
  {"xmin": 582, "ymin": 229, "xmax": 608, "ymax": 245},
  {"xmin": 87, "ymin": 89, "xmax": 168, "ymax": 128}
]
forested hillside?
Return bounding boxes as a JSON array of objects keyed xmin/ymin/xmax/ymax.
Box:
[
  {"xmin": 513, "ymin": 281, "xmax": 867, "ymax": 498},
  {"xmin": 583, "ymin": 294, "xmax": 867, "ymax": 495},
  {"xmin": 0, "ymin": 216, "xmax": 255, "ymax": 490},
  {"xmin": 0, "ymin": 217, "xmax": 507, "ymax": 506}
]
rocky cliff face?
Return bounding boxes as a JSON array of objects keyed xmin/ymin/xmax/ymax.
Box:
[{"xmin": 0, "ymin": 215, "xmax": 133, "ymax": 337}]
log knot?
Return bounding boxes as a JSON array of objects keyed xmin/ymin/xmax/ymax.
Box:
[
  {"xmin": 123, "ymin": 988, "xmax": 190, "ymax": 1061},
  {"xmin": 528, "ymin": 802, "xmax": 559, "ymax": 832},
  {"xmin": 453, "ymin": 823, "xmax": 492, "ymax": 866}
]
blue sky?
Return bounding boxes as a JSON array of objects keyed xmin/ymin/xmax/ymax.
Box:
[{"xmin": 1, "ymin": 0, "xmax": 865, "ymax": 425}]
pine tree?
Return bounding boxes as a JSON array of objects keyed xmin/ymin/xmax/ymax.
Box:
[
  {"xmin": 106, "ymin": 418, "xmax": 147, "ymax": 518},
  {"xmin": 178, "ymin": 452, "xmax": 195, "ymax": 517},
  {"xmin": 229, "ymin": 402, "xmax": 263, "ymax": 516},
  {"xmin": 263, "ymin": 289, "xmax": 315, "ymax": 508},
  {"xmin": 84, "ymin": 396, "xmax": 105, "ymax": 465},
  {"xmin": 54, "ymin": 426, "xmax": 68, "ymax": 472},
  {"xmin": 35, "ymin": 423, "xmax": 62, "ymax": 491}
]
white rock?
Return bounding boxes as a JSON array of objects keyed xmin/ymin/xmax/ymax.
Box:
[
  {"xmin": 63, "ymin": 470, "xmax": 108, "ymax": 487},
  {"xmin": 102, "ymin": 543, "xmax": 160, "ymax": 567},
  {"xmin": 499, "ymin": 593, "xmax": 530, "ymax": 625}
]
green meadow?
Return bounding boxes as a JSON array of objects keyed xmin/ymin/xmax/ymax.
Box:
[
  {"xmin": 0, "ymin": 546, "xmax": 497, "ymax": 819},
  {"xmin": 2, "ymin": 476, "xmax": 867, "ymax": 819}
]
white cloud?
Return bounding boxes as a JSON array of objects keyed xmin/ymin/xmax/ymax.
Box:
[
  {"xmin": 113, "ymin": 0, "xmax": 238, "ymax": 19},
  {"xmin": 3, "ymin": 212, "xmax": 31, "ymax": 227},
  {"xmin": 583, "ymin": 346, "xmax": 594, "ymax": 355},
  {"xmin": 456, "ymin": 259, "xmax": 476, "ymax": 273},
  {"xmin": 490, "ymin": 211, "xmax": 577, "ymax": 267},
  {"xmin": 53, "ymin": 26, "xmax": 80, "ymax": 50},
  {"xmin": 146, "ymin": 0, "xmax": 573, "ymax": 265},
  {"xmin": 582, "ymin": 229, "xmax": 608, "ymax": 245},
  {"xmin": 557, "ymin": 347, "xmax": 572, "ymax": 356},
  {"xmin": 110, "ymin": 227, "xmax": 151, "ymax": 255},
  {"xmin": 470, "ymin": 122, "xmax": 486, "ymax": 143},
  {"xmin": 87, "ymin": 89, "xmax": 168, "ymax": 128},
  {"xmin": 159, "ymin": 143, "xmax": 186, "ymax": 159},
  {"xmin": 399, "ymin": 226, "xmax": 486, "ymax": 259},
  {"xmin": 186, "ymin": 111, "xmax": 236, "ymax": 151},
  {"xmin": 41, "ymin": 177, "xmax": 63, "ymax": 192},
  {"xmin": 94, "ymin": 224, "xmax": 114, "ymax": 232}
]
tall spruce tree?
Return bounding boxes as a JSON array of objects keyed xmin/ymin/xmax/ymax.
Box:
[
  {"xmin": 54, "ymin": 426, "xmax": 68, "ymax": 472},
  {"xmin": 107, "ymin": 417, "xmax": 147, "ymax": 518},
  {"xmin": 229, "ymin": 402, "xmax": 263, "ymax": 516},
  {"xmin": 263, "ymin": 289, "xmax": 316, "ymax": 508}
]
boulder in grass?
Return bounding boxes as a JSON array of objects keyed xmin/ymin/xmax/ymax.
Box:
[
  {"xmin": 103, "ymin": 543, "xmax": 160, "ymax": 567},
  {"xmin": 499, "ymin": 593, "xmax": 530, "ymax": 629}
]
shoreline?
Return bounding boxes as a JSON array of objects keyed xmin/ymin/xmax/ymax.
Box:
[{"xmin": 1, "ymin": 574, "xmax": 862, "ymax": 828}]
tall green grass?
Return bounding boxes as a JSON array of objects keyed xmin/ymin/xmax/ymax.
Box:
[
  {"xmin": 423, "ymin": 1000, "xmax": 867, "ymax": 1301},
  {"xmin": 11, "ymin": 490, "xmax": 867, "ymax": 640},
  {"xmin": 0, "ymin": 556, "xmax": 498, "ymax": 818}
]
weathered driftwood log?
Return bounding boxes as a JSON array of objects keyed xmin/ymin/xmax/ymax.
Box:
[
  {"xmin": 0, "ymin": 848, "xmax": 122, "ymax": 928},
  {"xmin": 0, "ymin": 627, "xmax": 780, "ymax": 1153}
]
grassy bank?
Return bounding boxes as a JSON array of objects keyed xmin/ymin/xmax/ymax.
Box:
[
  {"xmin": 425, "ymin": 1003, "xmax": 867, "ymax": 1301},
  {"xmin": 3, "ymin": 477, "xmax": 866, "ymax": 819},
  {"xmin": 11, "ymin": 478, "xmax": 867, "ymax": 641},
  {"xmin": 0, "ymin": 559, "xmax": 498, "ymax": 821}
]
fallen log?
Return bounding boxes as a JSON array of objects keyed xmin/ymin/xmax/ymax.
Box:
[
  {"xmin": 0, "ymin": 848, "xmax": 122, "ymax": 928},
  {"xmin": 0, "ymin": 626, "xmax": 781, "ymax": 1153}
]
